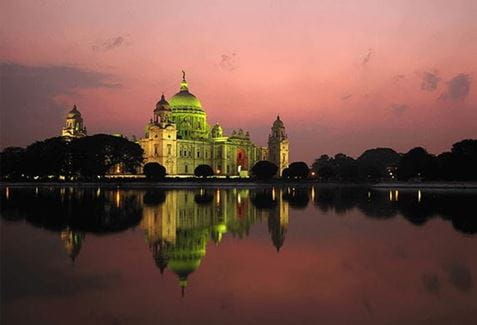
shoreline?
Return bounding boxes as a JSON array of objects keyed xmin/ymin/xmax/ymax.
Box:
[{"xmin": 1, "ymin": 181, "xmax": 477, "ymax": 189}]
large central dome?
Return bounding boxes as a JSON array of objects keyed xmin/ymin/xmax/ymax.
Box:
[
  {"xmin": 168, "ymin": 72, "xmax": 209, "ymax": 140},
  {"xmin": 169, "ymin": 75, "xmax": 202, "ymax": 111}
]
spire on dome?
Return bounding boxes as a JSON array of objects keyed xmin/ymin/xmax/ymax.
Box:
[{"xmin": 180, "ymin": 70, "xmax": 189, "ymax": 91}]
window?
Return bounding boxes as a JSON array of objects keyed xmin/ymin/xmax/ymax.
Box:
[
  {"xmin": 185, "ymin": 165, "xmax": 188, "ymax": 173},
  {"xmin": 154, "ymin": 144, "xmax": 159, "ymax": 156},
  {"xmin": 167, "ymin": 144, "xmax": 172, "ymax": 155},
  {"xmin": 197, "ymin": 151, "xmax": 200, "ymax": 158}
]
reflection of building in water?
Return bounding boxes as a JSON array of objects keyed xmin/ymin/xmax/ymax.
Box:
[
  {"xmin": 60, "ymin": 228, "xmax": 85, "ymax": 263},
  {"xmin": 140, "ymin": 189, "xmax": 289, "ymax": 294},
  {"xmin": 268, "ymin": 194, "xmax": 289, "ymax": 252}
]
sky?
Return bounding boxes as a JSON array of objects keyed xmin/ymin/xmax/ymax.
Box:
[{"xmin": 1, "ymin": 0, "xmax": 476, "ymax": 162}]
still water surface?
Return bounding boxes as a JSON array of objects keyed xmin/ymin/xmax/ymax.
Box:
[{"xmin": 1, "ymin": 186, "xmax": 476, "ymax": 324}]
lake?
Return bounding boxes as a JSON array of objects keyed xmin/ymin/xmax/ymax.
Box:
[{"xmin": 1, "ymin": 186, "xmax": 476, "ymax": 324}]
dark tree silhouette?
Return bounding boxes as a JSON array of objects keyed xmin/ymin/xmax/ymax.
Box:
[
  {"xmin": 281, "ymin": 167, "xmax": 290, "ymax": 179},
  {"xmin": 251, "ymin": 160, "xmax": 278, "ymax": 180},
  {"xmin": 0, "ymin": 147, "xmax": 25, "ymax": 180},
  {"xmin": 333, "ymin": 153, "xmax": 358, "ymax": 181},
  {"xmin": 287, "ymin": 161, "xmax": 309, "ymax": 179},
  {"xmin": 143, "ymin": 162, "xmax": 166, "ymax": 180},
  {"xmin": 357, "ymin": 148, "xmax": 401, "ymax": 181},
  {"xmin": 398, "ymin": 147, "xmax": 435, "ymax": 181},
  {"xmin": 312, "ymin": 155, "xmax": 336, "ymax": 181},
  {"xmin": 23, "ymin": 137, "xmax": 71, "ymax": 179},
  {"xmin": 450, "ymin": 139, "xmax": 477, "ymax": 181},
  {"xmin": 194, "ymin": 164, "xmax": 214, "ymax": 178},
  {"xmin": 71, "ymin": 134, "xmax": 143, "ymax": 178}
]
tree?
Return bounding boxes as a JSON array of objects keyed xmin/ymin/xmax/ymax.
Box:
[
  {"xmin": 357, "ymin": 148, "xmax": 401, "ymax": 181},
  {"xmin": 0, "ymin": 147, "xmax": 25, "ymax": 180},
  {"xmin": 397, "ymin": 147, "xmax": 435, "ymax": 181},
  {"xmin": 23, "ymin": 137, "xmax": 71, "ymax": 179},
  {"xmin": 281, "ymin": 167, "xmax": 290, "ymax": 179},
  {"xmin": 287, "ymin": 161, "xmax": 309, "ymax": 179},
  {"xmin": 251, "ymin": 160, "xmax": 278, "ymax": 180},
  {"xmin": 143, "ymin": 162, "xmax": 166, "ymax": 180},
  {"xmin": 71, "ymin": 134, "xmax": 143, "ymax": 178},
  {"xmin": 450, "ymin": 139, "xmax": 477, "ymax": 181},
  {"xmin": 312, "ymin": 155, "xmax": 336, "ymax": 181},
  {"xmin": 333, "ymin": 153, "xmax": 358, "ymax": 181},
  {"xmin": 194, "ymin": 164, "xmax": 214, "ymax": 178}
]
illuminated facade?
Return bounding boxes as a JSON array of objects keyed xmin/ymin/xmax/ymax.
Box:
[
  {"xmin": 61, "ymin": 105, "xmax": 87, "ymax": 138},
  {"xmin": 138, "ymin": 72, "xmax": 289, "ymax": 176}
]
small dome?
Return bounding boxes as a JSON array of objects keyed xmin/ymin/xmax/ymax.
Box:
[
  {"xmin": 273, "ymin": 115, "xmax": 284, "ymax": 128},
  {"xmin": 211, "ymin": 123, "xmax": 223, "ymax": 138},
  {"xmin": 155, "ymin": 94, "xmax": 171, "ymax": 111},
  {"xmin": 67, "ymin": 105, "xmax": 81, "ymax": 119}
]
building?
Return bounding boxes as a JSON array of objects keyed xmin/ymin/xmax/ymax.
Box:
[
  {"xmin": 59, "ymin": 73, "xmax": 289, "ymax": 176},
  {"xmin": 61, "ymin": 105, "xmax": 87, "ymax": 138},
  {"xmin": 138, "ymin": 72, "xmax": 289, "ymax": 176}
]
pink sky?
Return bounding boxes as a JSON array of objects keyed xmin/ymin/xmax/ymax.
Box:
[{"xmin": 1, "ymin": 0, "xmax": 476, "ymax": 162}]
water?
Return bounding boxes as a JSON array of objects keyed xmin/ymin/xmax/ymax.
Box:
[{"xmin": 1, "ymin": 186, "xmax": 476, "ymax": 324}]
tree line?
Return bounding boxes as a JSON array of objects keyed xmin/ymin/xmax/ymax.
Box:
[
  {"xmin": 311, "ymin": 139, "xmax": 477, "ymax": 182},
  {"xmin": 1, "ymin": 136, "xmax": 475, "ymax": 182},
  {"xmin": 0, "ymin": 135, "xmax": 143, "ymax": 180}
]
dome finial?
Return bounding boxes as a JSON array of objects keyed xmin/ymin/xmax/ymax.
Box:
[{"xmin": 180, "ymin": 71, "xmax": 189, "ymax": 91}]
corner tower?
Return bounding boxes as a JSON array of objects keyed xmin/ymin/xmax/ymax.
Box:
[
  {"xmin": 61, "ymin": 105, "xmax": 87, "ymax": 138},
  {"xmin": 138, "ymin": 95, "xmax": 178, "ymax": 174},
  {"xmin": 268, "ymin": 115, "xmax": 289, "ymax": 176}
]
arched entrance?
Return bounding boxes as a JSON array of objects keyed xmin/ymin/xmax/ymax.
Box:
[{"xmin": 236, "ymin": 148, "xmax": 248, "ymax": 172}]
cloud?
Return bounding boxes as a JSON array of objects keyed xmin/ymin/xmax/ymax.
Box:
[
  {"xmin": 421, "ymin": 71, "xmax": 440, "ymax": 91},
  {"xmin": 92, "ymin": 36, "xmax": 128, "ymax": 52},
  {"xmin": 341, "ymin": 94, "xmax": 352, "ymax": 100},
  {"xmin": 389, "ymin": 104, "xmax": 408, "ymax": 116},
  {"xmin": 392, "ymin": 74, "xmax": 405, "ymax": 84},
  {"xmin": 0, "ymin": 62, "xmax": 120, "ymax": 147},
  {"xmin": 440, "ymin": 73, "xmax": 471, "ymax": 100},
  {"xmin": 219, "ymin": 52, "xmax": 239, "ymax": 71},
  {"xmin": 421, "ymin": 273, "xmax": 441, "ymax": 295},
  {"xmin": 446, "ymin": 262, "xmax": 473, "ymax": 293},
  {"xmin": 361, "ymin": 48, "xmax": 373, "ymax": 66}
]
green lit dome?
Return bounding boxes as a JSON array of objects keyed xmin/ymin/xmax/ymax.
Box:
[
  {"xmin": 169, "ymin": 77, "xmax": 202, "ymax": 111},
  {"xmin": 169, "ymin": 91, "xmax": 202, "ymax": 110},
  {"xmin": 168, "ymin": 258, "xmax": 202, "ymax": 279}
]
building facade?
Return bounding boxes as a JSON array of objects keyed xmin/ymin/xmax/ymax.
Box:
[{"xmin": 138, "ymin": 73, "xmax": 289, "ymax": 176}]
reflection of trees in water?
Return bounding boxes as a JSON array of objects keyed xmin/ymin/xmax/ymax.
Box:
[
  {"xmin": 282, "ymin": 188, "xmax": 309, "ymax": 209},
  {"xmin": 311, "ymin": 186, "xmax": 476, "ymax": 234},
  {"xmin": 1, "ymin": 187, "xmax": 143, "ymax": 263},
  {"xmin": 1, "ymin": 187, "xmax": 143, "ymax": 233},
  {"xmin": 143, "ymin": 190, "xmax": 166, "ymax": 206}
]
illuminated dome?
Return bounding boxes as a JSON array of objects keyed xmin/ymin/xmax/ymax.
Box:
[
  {"xmin": 155, "ymin": 94, "xmax": 171, "ymax": 112},
  {"xmin": 169, "ymin": 75, "xmax": 203, "ymax": 111},
  {"xmin": 67, "ymin": 105, "xmax": 81, "ymax": 118}
]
